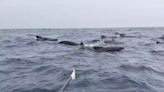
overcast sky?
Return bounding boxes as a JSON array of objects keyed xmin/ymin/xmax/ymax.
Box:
[{"xmin": 0, "ymin": 0, "xmax": 164, "ymax": 28}]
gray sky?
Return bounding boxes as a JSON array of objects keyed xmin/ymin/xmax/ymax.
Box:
[{"xmin": 0, "ymin": 0, "xmax": 164, "ymax": 28}]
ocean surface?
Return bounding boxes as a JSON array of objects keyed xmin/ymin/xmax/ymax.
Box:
[{"xmin": 1, "ymin": 28, "xmax": 164, "ymax": 92}]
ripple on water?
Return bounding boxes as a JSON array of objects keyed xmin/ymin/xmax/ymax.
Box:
[
  {"xmin": 0, "ymin": 58, "xmax": 40, "ymax": 66},
  {"xmin": 12, "ymin": 88, "xmax": 56, "ymax": 92},
  {"xmin": 98, "ymin": 75, "xmax": 154, "ymax": 92},
  {"xmin": 119, "ymin": 64, "xmax": 164, "ymax": 75}
]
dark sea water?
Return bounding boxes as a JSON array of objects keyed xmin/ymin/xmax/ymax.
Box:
[{"xmin": 1, "ymin": 28, "xmax": 164, "ymax": 92}]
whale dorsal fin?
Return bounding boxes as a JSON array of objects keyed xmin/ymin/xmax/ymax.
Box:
[
  {"xmin": 36, "ymin": 35, "xmax": 40, "ymax": 38},
  {"xmin": 80, "ymin": 41, "xmax": 84, "ymax": 46}
]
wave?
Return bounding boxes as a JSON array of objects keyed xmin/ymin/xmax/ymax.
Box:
[
  {"xmin": 119, "ymin": 64, "xmax": 164, "ymax": 75},
  {"xmin": 0, "ymin": 58, "xmax": 39, "ymax": 66}
]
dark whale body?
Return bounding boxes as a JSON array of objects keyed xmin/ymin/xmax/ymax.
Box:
[
  {"xmin": 93, "ymin": 46, "xmax": 124, "ymax": 52},
  {"xmin": 115, "ymin": 32, "xmax": 126, "ymax": 37},
  {"xmin": 90, "ymin": 39, "xmax": 100, "ymax": 43},
  {"xmin": 101, "ymin": 35, "xmax": 107, "ymax": 39},
  {"xmin": 104, "ymin": 40, "xmax": 124, "ymax": 44},
  {"xmin": 36, "ymin": 35, "xmax": 58, "ymax": 41},
  {"xmin": 59, "ymin": 41, "xmax": 83, "ymax": 46},
  {"xmin": 156, "ymin": 41, "xmax": 164, "ymax": 44}
]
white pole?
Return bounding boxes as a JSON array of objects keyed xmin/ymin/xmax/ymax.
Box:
[{"xmin": 60, "ymin": 69, "xmax": 76, "ymax": 92}]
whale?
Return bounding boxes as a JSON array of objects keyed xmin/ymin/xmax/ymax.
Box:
[
  {"xmin": 156, "ymin": 41, "xmax": 164, "ymax": 44},
  {"xmin": 58, "ymin": 41, "xmax": 83, "ymax": 46},
  {"xmin": 92, "ymin": 46, "xmax": 124, "ymax": 52},
  {"xmin": 101, "ymin": 35, "xmax": 107, "ymax": 39},
  {"xmin": 104, "ymin": 40, "xmax": 124, "ymax": 44},
  {"xmin": 115, "ymin": 32, "xmax": 126, "ymax": 37},
  {"xmin": 89, "ymin": 39, "xmax": 100, "ymax": 43},
  {"xmin": 101, "ymin": 35, "xmax": 119, "ymax": 39},
  {"xmin": 35, "ymin": 35, "xmax": 83, "ymax": 46},
  {"xmin": 35, "ymin": 35, "xmax": 58, "ymax": 41},
  {"xmin": 80, "ymin": 42, "xmax": 124, "ymax": 52}
]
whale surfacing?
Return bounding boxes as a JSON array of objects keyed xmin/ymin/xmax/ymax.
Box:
[
  {"xmin": 93, "ymin": 46, "xmax": 124, "ymax": 52},
  {"xmin": 36, "ymin": 35, "xmax": 58, "ymax": 41},
  {"xmin": 58, "ymin": 41, "xmax": 83, "ymax": 46}
]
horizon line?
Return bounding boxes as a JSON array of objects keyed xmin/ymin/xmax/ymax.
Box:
[{"xmin": 0, "ymin": 26, "xmax": 164, "ymax": 30}]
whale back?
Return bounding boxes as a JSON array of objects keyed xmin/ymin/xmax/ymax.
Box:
[
  {"xmin": 93, "ymin": 46, "xmax": 124, "ymax": 52},
  {"xmin": 58, "ymin": 41, "xmax": 79, "ymax": 46},
  {"xmin": 36, "ymin": 35, "xmax": 58, "ymax": 41}
]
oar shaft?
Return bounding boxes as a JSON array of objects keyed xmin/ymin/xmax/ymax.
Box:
[
  {"xmin": 59, "ymin": 69, "xmax": 76, "ymax": 92},
  {"xmin": 60, "ymin": 77, "xmax": 72, "ymax": 92}
]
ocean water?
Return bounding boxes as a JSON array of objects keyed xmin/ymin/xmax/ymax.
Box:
[{"xmin": 0, "ymin": 28, "xmax": 164, "ymax": 92}]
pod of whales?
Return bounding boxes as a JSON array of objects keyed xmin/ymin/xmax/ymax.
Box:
[
  {"xmin": 35, "ymin": 35, "xmax": 124, "ymax": 52},
  {"xmin": 35, "ymin": 35, "xmax": 83, "ymax": 46}
]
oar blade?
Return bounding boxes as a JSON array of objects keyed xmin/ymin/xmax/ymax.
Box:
[{"xmin": 71, "ymin": 69, "xmax": 76, "ymax": 80}]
